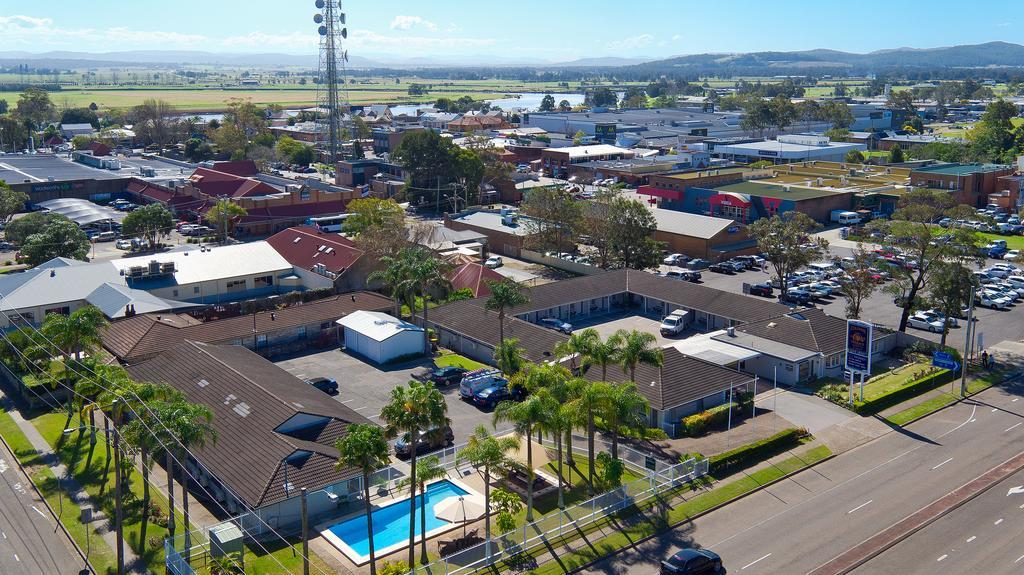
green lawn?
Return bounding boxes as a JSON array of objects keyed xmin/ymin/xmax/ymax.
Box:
[
  {"xmin": 860, "ymin": 361, "xmax": 937, "ymax": 402},
  {"xmin": 0, "ymin": 409, "xmax": 118, "ymax": 574},
  {"xmin": 434, "ymin": 352, "xmax": 487, "ymax": 371},
  {"xmin": 885, "ymin": 370, "xmax": 1005, "ymax": 426},
  {"xmin": 978, "ymin": 232, "xmax": 1024, "ymax": 251}
]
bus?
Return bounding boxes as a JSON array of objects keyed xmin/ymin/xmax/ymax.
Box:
[{"xmin": 305, "ymin": 214, "xmax": 351, "ymax": 232}]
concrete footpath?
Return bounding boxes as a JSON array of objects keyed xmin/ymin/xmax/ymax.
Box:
[{"xmin": 0, "ymin": 392, "xmax": 147, "ymax": 574}]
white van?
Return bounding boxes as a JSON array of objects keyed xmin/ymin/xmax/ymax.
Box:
[
  {"xmin": 93, "ymin": 231, "xmax": 117, "ymax": 242},
  {"xmin": 660, "ymin": 309, "xmax": 691, "ymax": 336},
  {"xmin": 459, "ymin": 369, "xmax": 505, "ymax": 400}
]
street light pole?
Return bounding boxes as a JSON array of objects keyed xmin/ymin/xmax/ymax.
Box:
[{"xmin": 960, "ymin": 295, "xmax": 975, "ymax": 396}]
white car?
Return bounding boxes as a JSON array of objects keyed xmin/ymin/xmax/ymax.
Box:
[
  {"xmin": 115, "ymin": 239, "xmax": 133, "ymax": 250},
  {"xmin": 984, "ymin": 267, "xmax": 1010, "ymax": 279},
  {"xmin": 1006, "ymin": 250, "xmax": 1022, "ymax": 262},
  {"xmin": 484, "ymin": 256, "xmax": 503, "ymax": 269},
  {"xmin": 919, "ymin": 309, "xmax": 958, "ymax": 328},
  {"xmin": 977, "ymin": 291, "xmax": 1010, "ymax": 309},
  {"xmin": 986, "ymin": 283, "xmax": 1022, "ymax": 300},
  {"xmin": 663, "ymin": 253, "xmax": 686, "ymax": 266},
  {"xmin": 908, "ymin": 314, "xmax": 945, "ymax": 333}
]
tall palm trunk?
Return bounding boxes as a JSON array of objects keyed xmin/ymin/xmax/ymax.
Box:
[
  {"xmin": 564, "ymin": 429, "xmax": 573, "ymax": 465},
  {"xmin": 421, "ymin": 285, "xmax": 431, "ymax": 356},
  {"xmin": 587, "ymin": 410, "xmax": 596, "ymax": 494},
  {"xmin": 140, "ymin": 445, "xmax": 151, "ymax": 545},
  {"xmin": 419, "ymin": 481, "xmax": 428, "ymax": 564},
  {"xmin": 364, "ymin": 471, "xmax": 378, "ymax": 575},
  {"xmin": 555, "ymin": 432, "xmax": 564, "ymax": 509},
  {"xmin": 497, "ymin": 310, "xmax": 505, "ymax": 344},
  {"xmin": 483, "ymin": 466, "xmax": 492, "ymax": 560},
  {"xmin": 525, "ymin": 423, "xmax": 534, "ymax": 522},
  {"xmin": 610, "ymin": 425, "xmax": 619, "ymax": 461},
  {"xmin": 58, "ymin": 353, "xmax": 74, "ymax": 449},
  {"xmin": 407, "ymin": 434, "xmax": 417, "ymax": 568},
  {"xmin": 181, "ymin": 448, "xmax": 191, "ymax": 565},
  {"xmin": 166, "ymin": 451, "xmax": 176, "ymax": 541},
  {"xmin": 112, "ymin": 417, "xmax": 125, "ymax": 575}
]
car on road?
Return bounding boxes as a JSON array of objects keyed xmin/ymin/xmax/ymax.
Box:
[
  {"xmin": 907, "ymin": 313, "xmax": 945, "ymax": 333},
  {"xmin": 660, "ymin": 548, "xmax": 723, "ymax": 575},
  {"xmin": 420, "ymin": 365, "xmax": 468, "ymax": 386},
  {"xmin": 708, "ymin": 262, "xmax": 734, "ymax": 274},
  {"xmin": 394, "ymin": 425, "xmax": 455, "ymax": 459},
  {"xmin": 538, "ymin": 317, "xmax": 573, "ymax": 333},
  {"xmin": 472, "ymin": 382, "xmax": 525, "ymax": 409},
  {"xmin": 304, "ymin": 376, "xmax": 338, "ymax": 395},
  {"xmin": 663, "ymin": 253, "xmax": 687, "ymax": 266},
  {"xmin": 748, "ymin": 282, "xmax": 773, "ymax": 297},
  {"xmin": 484, "ymin": 256, "xmax": 503, "ymax": 269}
]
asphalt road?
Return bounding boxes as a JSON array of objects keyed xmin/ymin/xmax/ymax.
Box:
[
  {"xmin": 584, "ymin": 378, "xmax": 1024, "ymax": 575},
  {"xmin": 0, "ymin": 437, "xmax": 86, "ymax": 575},
  {"xmin": 850, "ymin": 466, "xmax": 1024, "ymax": 574}
]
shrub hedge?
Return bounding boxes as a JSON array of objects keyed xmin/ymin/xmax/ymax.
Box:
[
  {"xmin": 680, "ymin": 402, "xmax": 736, "ymax": 437},
  {"xmin": 852, "ymin": 368, "xmax": 954, "ymax": 415},
  {"xmin": 708, "ymin": 427, "xmax": 806, "ymax": 476}
]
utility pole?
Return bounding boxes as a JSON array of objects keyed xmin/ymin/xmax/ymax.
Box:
[
  {"xmin": 960, "ymin": 295, "xmax": 975, "ymax": 396},
  {"xmin": 301, "ymin": 488, "xmax": 310, "ymax": 575}
]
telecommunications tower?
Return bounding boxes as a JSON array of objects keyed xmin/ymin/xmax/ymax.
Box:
[{"xmin": 314, "ymin": 0, "xmax": 350, "ymax": 162}]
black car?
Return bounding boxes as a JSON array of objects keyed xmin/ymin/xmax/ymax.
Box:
[
  {"xmin": 394, "ymin": 425, "xmax": 455, "ymax": 458},
  {"xmin": 749, "ymin": 282, "xmax": 773, "ymax": 297},
  {"xmin": 687, "ymin": 258, "xmax": 710, "ymax": 270},
  {"xmin": 660, "ymin": 548, "xmax": 723, "ymax": 575},
  {"xmin": 429, "ymin": 366, "xmax": 468, "ymax": 386},
  {"xmin": 473, "ymin": 383, "xmax": 526, "ymax": 409},
  {"xmin": 708, "ymin": 262, "xmax": 734, "ymax": 274},
  {"xmin": 305, "ymin": 377, "xmax": 338, "ymax": 395}
]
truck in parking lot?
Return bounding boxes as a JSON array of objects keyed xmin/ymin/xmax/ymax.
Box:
[{"xmin": 459, "ymin": 369, "xmax": 506, "ymax": 400}]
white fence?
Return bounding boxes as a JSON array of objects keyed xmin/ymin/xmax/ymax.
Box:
[{"xmin": 410, "ymin": 456, "xmax": 708, "ymax": 575}]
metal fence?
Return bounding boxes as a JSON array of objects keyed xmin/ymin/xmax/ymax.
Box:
[{"xmin": 410, "ymin": 456, "xmax": 708, "ymax": 575}]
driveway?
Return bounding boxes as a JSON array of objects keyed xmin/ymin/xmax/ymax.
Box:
[
  {"xmin": 756, "ymin": 389, "xmax": 855, "ymax": 434},
  {"xmin": 275, "ymin": 348, "xmax": 511, "ymax": 446}
]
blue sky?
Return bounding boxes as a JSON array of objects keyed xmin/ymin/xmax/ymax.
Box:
[{"xmin": 0, "ymin": 0, "xmax": 1018, "ymax": 62}]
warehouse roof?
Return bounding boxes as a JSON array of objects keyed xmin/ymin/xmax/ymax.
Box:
[
  {"xmin": 912, "ymin": 163, "xmax": 1011, "ymax": 176},
  {"xmin": 650, "ymin": 208, "xmax": 739, "ymax": 240},
  {"xmin": 710, "ymin": 180, "xmax": 851, "ymax": 201},
  {"xmin": 337, "ymin": 310, "xmax": 422, "ymax": 342}
]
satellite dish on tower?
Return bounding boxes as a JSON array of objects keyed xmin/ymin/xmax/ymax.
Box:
[
  {"xmin": 313, "ymin": 13, "xmax": 323, "ymax": 23},
  {"xmin": 318, "ymin": 25, "xmax": 328, "ymax": 36},
  {"xmin": 315, "ymin": 0, "xmax": 325, "ymax": 8},
  {"xmin": 339, "ymin": 13, "xmax": 346, "ymax": 24},
  {"xmin": 343, "ymin": 50, "xmax": 348, "ymax": 62},
  {"xmin": 341, "ymin": 28, "xmax": 347, "ymax": 39}
]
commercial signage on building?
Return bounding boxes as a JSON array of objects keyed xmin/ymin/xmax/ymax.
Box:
[
  {"xmin": 30, "ymin": 182, "xmax": 74, "ymax": 193},
  {"xmin": 845, "ymin": 320, "xmax": 873, "ymax": 373},
  {"xmin": 758, "ymin": 150, "xmax": 779, "ymax": 157}
]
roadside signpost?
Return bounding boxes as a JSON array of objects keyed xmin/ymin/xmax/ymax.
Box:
[
  {"xmin": 845, "ymin": 320, "xmax": 873, "ymax": 404},
  {"xmin": 932, "ymin": 351, "xmax": 961, "ymax": 372}
]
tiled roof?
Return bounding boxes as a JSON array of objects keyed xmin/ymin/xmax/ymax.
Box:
[
  {"xmin": 447, "ymin": 262, "xmax": 504, "ymax": 298},
  {"xmin": 102, "ymin": 292, "xmax": 392, "ymax": 362},
  {"xmin": 732, "ymin": 307, "xmax": 848, "ymax": 355},
  {"xmin": 188, "ymin": 168, "xmax": 279, "ymax": 198},
  {"xmin": 594, "ymin": 347, "xmax": 752, "ymax": 410},
  {"xmin": 426, "ymin": 299, "xmax": 567, "ymax": 363},
  {"xmin": 127, "ymin": 179, "xmax": 175, "ymax": 203},
  {"xmin": 126, "ymin": 341, "xmax": 376, "ymax": 508},
  {"xmin": 265, "ymin": 226, "xmax": 363, "ymax": 274},
  {"xmin": 211, "ymin": 160, "xmax": 258, "ymax": 177}
]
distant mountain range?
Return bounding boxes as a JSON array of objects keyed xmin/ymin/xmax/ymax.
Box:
[{"xmin": 2, "ymin": 42, "xmax": 1024, "ymax": 72}]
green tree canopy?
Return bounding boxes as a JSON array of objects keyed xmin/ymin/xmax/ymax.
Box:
[
  {"xmin": 749, "ymin": 211, "xmax": 828, "ymax": 291},
  {"xmin": 121, "ymin": 203, "xmax": 174, "ymax": 249},
  {"xmin": 21, "ymin": 217, "xmax": 90, "ymax": 265},
  {"xmin": 0, "ymin": 180, "xmax": 28, "ymax": 223}
]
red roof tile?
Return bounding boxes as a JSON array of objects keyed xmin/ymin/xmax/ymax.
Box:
[
  {"xmin": 211, "ymin": 160, "xmax": 258, "ymax": 177},
  {"xmin": 265, "ymin": 226, "xmax": 364, "ymax": 274},
  {"xmin": 448, "ymin": 262, "xmax": 504, "ymax": 298},
  {"xmin": 188, "ymin": 167, "xmax": 279, "ymax": 198}
]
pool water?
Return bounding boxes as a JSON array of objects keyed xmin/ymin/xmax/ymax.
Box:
[{"xmin": 327, "ymin": 480, "xmax": 469, "ymax": 557}]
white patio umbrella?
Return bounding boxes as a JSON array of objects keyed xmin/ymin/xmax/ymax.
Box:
[{"xmin": 434, "ymin": 495, "xmax": 486, "ymax": 536}]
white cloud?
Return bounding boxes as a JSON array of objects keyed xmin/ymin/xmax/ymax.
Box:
[
  {"xmin": 0, "ymin": 15, "xmax": 53, "ymax": 28},
  {"xmin": 222, "ymin": 31, "xmax": 319, "ymax": 50},
  {"xmin": 607, "ymin": 34, "xmax": 655, "ymax": 52},
  {"xmin": 445, "ymin": 22, "xmax": 462, "ymax": 33},
  {"xmin": 0, "ymin": 14, "xmax": 207, "ymax": 48},
  {"xmin": 389, "ymin": 15, "xmax": 437, "ymax": 31},
  {"xmin": 348, "ymin": 29, "xmax": 496, "ymax": 53},
  {"xmin": 672, "ymin": 34, "xmax": 683, "ymax": 41}
]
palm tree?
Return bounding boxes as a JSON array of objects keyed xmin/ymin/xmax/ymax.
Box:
[
  {"xmin": 379, "ymin": 381, "xmax": 449, "ymax": 567},
  {"xmin": 335, "ymin": 424, "xmax": 391, "ymax": 575},
  {"xmin": 494, "ymin": 393, "xmax": 550, "ymax": 521},
  {"xmin": 155, "ymin": 400, "xmax": 216, "ymax": 562},
  {"xmin": 398, "ymin": 455, "xmax": 447, "ymax": 564},
  {"xmin": 367, "ymin": 252, "xmax": 414, "ymax": 319},
  {"xmin": 42, "ymin": 306, "xmax": 108, "ymax": 438},
  {"xmin": 581, "ymin": 334, "xmax": 622, "ymax": 381},
  {"xmin": 568, "ymin": 381, "xmax": 612, "ymax": 493},
  {"xmin": 406, "ymin": 250, "xmax": 451, "ymax": 354},
  {"xmin": 484, "ymin": 279, "xmax": 529, "ymax": 344},
  {"xmin": 492, "ymin": 338, "xmax": 527, "ymax": 377},
  {"xmin": 601, "ymin": 383, "xmax": 650, "ymax": 460},
  {"xmin": 535, "ymin": 391, "xmax": 569, "ymax": 508},
  {"xmin": 204, "ymin": 198, "xmax": 247, "ymax": 243},
  {"xmin": 553, "ymin": 328, "xmax": 599, "ymax": 373},
  {"xmin": 612, "ymin": 329, "xmax": 663, "ymax": 382},
  {"xmin": 457, "ymin": 425, "xmax": 519, "ymax": 560}
]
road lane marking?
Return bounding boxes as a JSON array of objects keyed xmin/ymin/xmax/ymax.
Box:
[
  {"xmin": 1, "ymin": 531, "xmax": 5, "ymax": 539},
  {"xmin": 352, "ymin": 405, "xmax": 370, "ymax": 411},
  {"xmin": 966, "ymin": 536, "xmax": 976, "ymax": 543},
  {"xmin": 340, "ymin": 399, "xmax": 355, "ymax": 404},
  {"xmin": 937, "ymin": 554, "xmax": 947, "ymax": 562},
  {"xmin": 1016, "ymin": 553, "xmax": 1024, "ymax": 563},
  {"xmin": 932, "ymin": 457, "xmax": 954, "ymax": 470},
  {"xmin": 13, "ymin": 553, "xmax": 18, "ymax": 562},
  {"xmin": 1014, "ymin": 398, "xmax": 1019, "ymax": 402},
  {"xmin": 992, "ymin": 408, "xmax": 999, "ymax": 412},
  {"xmin": 1005, "ymin": 422, "xmax": 1023, "ymax": 432},
  {"xmin": 847, "ymin": 500, "xmax": 873, "ymax": 514},
  {"xmin": 1007, "ymin": 486, "xmax": 1024, "ymax": 496},
  {"xmin": 30, "ymin": 505, "xmax": 45, "ymax": 518},
  {"xmin": 995, "ymin": 518, "xmax": 1004, "ymax": 525},
  {"xmin": 741, "ymin": 553, "xmax": 771, "ymax": 570},
  {"xmin": 970, "ymin": 418, "xmax": 977, "ymax": 423}
]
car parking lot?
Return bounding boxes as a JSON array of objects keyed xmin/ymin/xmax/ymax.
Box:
[
  {"xmin": 275, "ymin": 348, "xmax": 513, "ymax": 450},
  {"xmin": 669, "ymin": 243, "xmax": 1024, "ymax": 354}
]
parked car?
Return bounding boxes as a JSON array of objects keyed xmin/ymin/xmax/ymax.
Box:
[
  {"xmin": 907, "ymin": 313, "xmax": 945, "ymax": 333},
  {"xmin": 484, "ymin": 256, "xmax": 503, "ymax": 269},
  {"xmin": 473, "ymin": 382, "xmax": 525, "ymax": 409},
  {"xmin": 686, "ymin": 258, "xmax": 710, "ymax": 270},
  {"xmin": 93, "ymin": 231, "xmax": 117, "ymax": 242},
  {"xmin": 663, "ymin": 253, "xmax": 687, "ymax": 266},
  {"xmin": 918, "ymin": 309, "xmax": 958, "ymax": 328},
  {"xmin": 425, "ymin": 366, "xmax": 468, "ymax": 386},
  {"xmin": 0, "ymin": 241, "xmax": 14, "ymax": 251},
  {"xmin": 665, "ymin": 270, "xmax": 699, "ymax": 282},
  {"xmin": 748, "ymin": 282, "xmax": 773, "ymax": 297},
  {"xmin": 660, "ymin": 309, "xmax": 690, "ymax": 336},
  {"xmin": 976, "ymin": 291, "xmax": 1010, "ymax": 309},
  {"xmin": 724, "ymin": 260, "xmax": 747, "ymax": 272},
  {"xmin": 782, "ymin": 288, "xmax": 812, "ymax": 305},
  {"xmin": 539, "ymin": 317, "xmax": 573, "ymax": 333},
  {"xmin": 304, "ymin": 377, "xmax": 338, "ymax": 395},
  {"xmin": 394, "ymin": 425, "xmax": 455, "ymax": 459},
  {"xmin": 660, "ymin": 548, "xmax": 723, "ymax": 575},
  {"xmin": 115, "ymin": 239, "xmax": 133, "ymax": 250},
  {"xmin": 708, "ymin": 262, "xmax": 734, "ymax": 274}
]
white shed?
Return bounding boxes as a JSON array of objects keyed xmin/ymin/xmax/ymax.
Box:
[{"xmin": 336, "ymin": 310, "xmax": 424, "ymax": 364}]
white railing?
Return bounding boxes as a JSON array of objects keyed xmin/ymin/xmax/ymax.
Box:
[{"xmin": 409, "ymin": 456, "xmax": 708, "ymax": 575}]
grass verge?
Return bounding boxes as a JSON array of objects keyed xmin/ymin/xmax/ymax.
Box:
[
  {"xmin": 884, "ymin": 371, "xmax": 1005, "ymax": 426},
  {"xmin": 0, "ymin": 408, "xmax": 117, "ymax": 574},
  {"xmin": 435, "ymin": 352, "xmax": 487, "ymax": 371}
]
